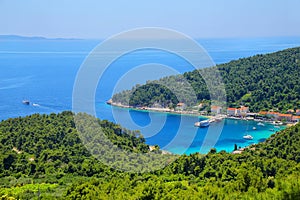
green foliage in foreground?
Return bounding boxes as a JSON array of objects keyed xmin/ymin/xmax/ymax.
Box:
[
  {"xmin": 112, "ymin": 47, "xmax": 300, "ymax": 112},
  {"xmin": 1, "ymin": 112, "xmax": 300, "ymax": 199}
]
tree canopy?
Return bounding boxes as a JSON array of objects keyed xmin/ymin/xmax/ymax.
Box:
[{"xmin": 0, "ymin": 112, "xmax": 300, "ymax": 199}]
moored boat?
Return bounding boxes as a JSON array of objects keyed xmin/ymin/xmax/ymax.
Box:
[
  {"xmin": 194, "ymin": 120, "xmax": 210, "ymax": 127},
  {"xmin": 243, "ymin": 134, "xmax": 253, "ymax": 140},
  {"xmin": 257, "ymin": 122, "xmax": 265, "ymax": 126}
]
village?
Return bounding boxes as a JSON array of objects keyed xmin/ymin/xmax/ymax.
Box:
[
  {"xmin": 108, "ymin": 99, "xmax": 300, "ymax": 124},
  {"xmin": 209, "ymin": 105, "xmax": 300, "ymax": 123}
]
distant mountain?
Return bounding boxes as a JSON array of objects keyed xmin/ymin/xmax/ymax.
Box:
[
  {"xmin": 0, "ymin": 35, "xmax": 83, "ymax": 40},
  {"xmin": 0, "ymin": 35, "xmax": 48, "ymax": 40}
]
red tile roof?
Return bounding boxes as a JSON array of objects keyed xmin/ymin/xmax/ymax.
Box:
[
  {"xmin": 259, "ymin": 111, "xmax": 268, "ymax": 115},
  {"xmin": 227, "ymin": 108, "xmax": 236, "ymax": 111},
  {"xmin": 278, "ymin": 114, "xmax": 292, "ymax": 117},
  {"xmin": 211, "ymin": 106, "xmax": 221, "ymax": 109},
  {"xmin": 268, "ymin": 112, "xmax": 280, "ymax": 115}
]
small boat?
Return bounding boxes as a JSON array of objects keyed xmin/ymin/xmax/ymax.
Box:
[
  {"xmin": 253, "ymin": 127, "xmax": 257, "ymax": 130},
  {"xmin": 32, "ymin": 103, "xmax": 40, "ymax": 107},
  {"xmin": 254, "ymin": 119, "xmax": 263, "ymax": 122},
  {"xmin": 22, "ymin": 100, "xmax": 30, "ymax": 105},
  {"xmin": 257, "ymin": 122, "xmax": 265, "ymax": 126},
  {"xmin": 243, "ymin": 134, "xmax": 253, "ymax": 140},
  {"xmin": 194, "ymin": 120, "xmax": 210, "ymax": 127}
]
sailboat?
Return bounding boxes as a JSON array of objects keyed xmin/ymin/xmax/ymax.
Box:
[{"xmin": 243, "ymin": 120, "xmax": 253, "ymax": 140}]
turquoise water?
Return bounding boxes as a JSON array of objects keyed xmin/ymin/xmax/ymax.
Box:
[
  {"xmin": 0, "ymin": 36, "xmax": 297, "ymax": 154},
  {"xmin": 108, "ymin": 106, "xmax": 285, "ymax": 154}
]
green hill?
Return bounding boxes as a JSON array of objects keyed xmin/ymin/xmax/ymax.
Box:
[
  {"xmin": 0, "ymin": 112, "xmax": 300, "ymax": 199},
  {"xmin": 112, "ymin": 47, "xmax": 300, "ymax": 112}
]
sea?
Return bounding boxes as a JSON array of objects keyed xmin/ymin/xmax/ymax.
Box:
[{"xmin": 1, "ymin": 36, "xmax": 299, "ymax": 154}]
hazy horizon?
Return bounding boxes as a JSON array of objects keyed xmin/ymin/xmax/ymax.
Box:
[{"xmin": 1, "ymin": 0, "xmax": 300, "ymax": 39}]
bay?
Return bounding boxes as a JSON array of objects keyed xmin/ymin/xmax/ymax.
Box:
[{"xmin": 0, "ymin": 36, "xmax": 298, "ymax": 154}]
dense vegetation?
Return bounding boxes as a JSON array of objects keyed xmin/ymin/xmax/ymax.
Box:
[
  {"xmin": 1, "ymin": 112, "xmax": 300, "ymax": 199},
  {"xmin": 112, "ymin": 47, "xmax": 300, "ymax": 112}
]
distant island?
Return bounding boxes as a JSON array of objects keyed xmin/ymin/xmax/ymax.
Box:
[{"xmin": 0, "ymin": 34, "xmax": 83, "ymax": 41}]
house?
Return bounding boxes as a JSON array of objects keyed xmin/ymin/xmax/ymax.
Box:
[
  {"xmin": 237, "ymin": 106, "xmax": 249, "ymax": 116},
  {"xmin": 287, "ymin": 109, "xmax": 295, "ymax": 114},
  {"xmin": 176, "ymin": 102, "xmax": 186, "ymax": 110},
  {"xmin": 278, "ymin": 113, "xmax": 293, "ymax": 122},
  {"xmin": 266, "ymin": 112, "xmax": 280, "ymax": 120},
  {"xmin": 211, "ymin": 106, "xmax": 222, "ymax": 114},
  {"xmin": 240, "ymin": 106, "xmax": 249, "ymax": 113},
  {"xmin": 292, "ymin": 116, "xmax": 300, "ymax": 123},
  {"xmin": 296, "ymin": 109, "xmax": 300, "ymax": 116},
  {"xmin": 227, "ymin": 108, "xmax": 236, "ymax": 116}
]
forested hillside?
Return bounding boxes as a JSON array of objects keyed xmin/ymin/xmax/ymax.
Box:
[
  {"xmin": 112, "ymin": 47, "xmax": 300, "ymax": 112},
  {"xmin": 1, "ymin": 112, "xmax": 300, "ymax": 199}
]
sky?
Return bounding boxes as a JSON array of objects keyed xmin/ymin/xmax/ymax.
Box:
[{"xmin": 0, "ymin": 0, "xmax": 300, "ymax": 39}]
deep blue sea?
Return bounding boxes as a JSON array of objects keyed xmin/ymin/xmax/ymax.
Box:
[{"xmin": 1, "ymin": 36, "xmax": 299, "ymax": 154}]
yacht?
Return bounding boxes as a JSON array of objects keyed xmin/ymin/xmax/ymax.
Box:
[
  {"xmin": 257, "ymin": 122, "xmax": 265, "ymax": 126},
  {"xmin": 194, "ymin": 120, "xmax": 210, "ymax": 127},
  {"xmin": 243, "ymin": 134, "xmax": 253, "ymax": 140}
]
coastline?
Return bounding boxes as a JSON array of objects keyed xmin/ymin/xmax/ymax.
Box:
[
  {"xmin": 107, "ymin": 101, "xmax": 212, "ymax": 119},
  {"xmin": 107, "ymin": 100, "xmax": 299, "ymax": 127},
  {"xmin": 106, "ymin": 101, "xmax": 298, "ymax": 155}
]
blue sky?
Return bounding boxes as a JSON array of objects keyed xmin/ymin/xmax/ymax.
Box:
[{"xmin": 1, "ymin": 0, "xmax": 300, "ymax": 39}]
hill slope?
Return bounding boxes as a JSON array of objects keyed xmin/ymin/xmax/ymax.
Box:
[
  {"xmin": 0, "ymin": 113, "xmax": 300, "ymax": 199},
  {"xmin": 112, "ymin": 47, "xmax": 300, "ymax": 112}
]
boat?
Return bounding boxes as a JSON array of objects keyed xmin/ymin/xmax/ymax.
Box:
[
  {"xmin": 272, "ymin": 121, "xmax": 283, "ymax": 125},
  {"xmin": 243, "ymin": 134, "xmax": 253, "ymax": 140},
  {"xmin": 254, "ymin": 119, "xmax": 263, "ymax": 122},
  {"xmin": 257, "ymin": 122, "xmax": 265, "ymax": 126},
  {"xmin": 194, "ymin": 120, "xmax": 210, "ymax": 127},
  {"xmin": 253, "ymin": 127, "xmax": 257, "ymax": 130},
  {"xmin": 22, "ymin": 100, "xmax": 30, "ymax": 105},
  {"xmin": 32, "ymin": 103, "xmax": 40, "ymax": 107}
]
